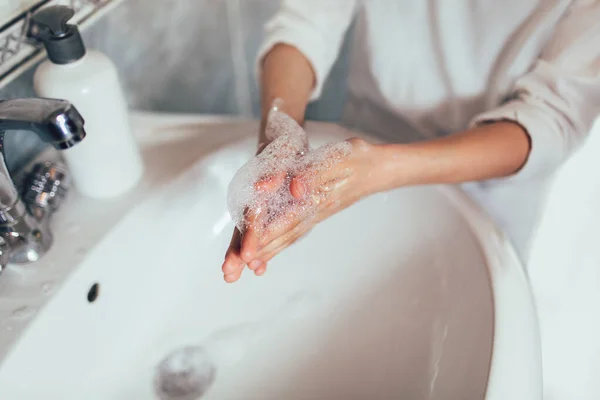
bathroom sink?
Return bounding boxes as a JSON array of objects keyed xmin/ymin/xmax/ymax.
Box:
[{"xmin": 0, "ymin": 113, "xmax": 541, "ymax": 399}]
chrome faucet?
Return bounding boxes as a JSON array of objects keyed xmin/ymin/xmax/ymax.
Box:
[{"xmin": 0, "ymin": 98, "xmax": 86, "ymax": 272}]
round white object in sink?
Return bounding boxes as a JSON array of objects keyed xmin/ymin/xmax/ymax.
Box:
[{"xmin": 0, "ymin": 116, "xmax": 541, "ymax": 399}]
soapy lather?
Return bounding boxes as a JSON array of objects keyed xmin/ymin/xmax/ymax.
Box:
[{"xmin": 227, "ymin": 100, "xmax": 351, "ymax": 236}]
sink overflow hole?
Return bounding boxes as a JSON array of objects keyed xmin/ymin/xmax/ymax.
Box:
[{"xmin": 87, "ymin": 283, "xmax": 100, "ymax": 303}]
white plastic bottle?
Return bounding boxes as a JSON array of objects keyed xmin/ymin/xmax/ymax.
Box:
[{"xmin": 29, "ymin": 5, "xmax": 143, "ymax": 199}]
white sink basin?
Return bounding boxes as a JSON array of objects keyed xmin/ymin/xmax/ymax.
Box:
[{"xmin": 0, "ymin": 113, "xmax": 541, "ymax": 399}]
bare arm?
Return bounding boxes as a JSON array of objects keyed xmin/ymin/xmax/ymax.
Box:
[
  {"xmin": 258, "ymin": 44, "xmax": 315, "ymax": 150},
  {"xmin": 258, "ymin": 44, "xmax": 530, "ymax": 187},
  {"xmin": 376, "ymin": 121, "xmax": 531, "ymax": 191}
]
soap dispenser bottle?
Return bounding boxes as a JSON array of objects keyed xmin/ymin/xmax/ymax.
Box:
[{"xmin": 28, "ymin": 5, "xmax": 143, "ymax": 199}]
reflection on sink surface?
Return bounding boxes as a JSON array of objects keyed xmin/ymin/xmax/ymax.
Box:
[{"xmin": 0, "ymin": 113, "xmax": 541, "ymax": 399}]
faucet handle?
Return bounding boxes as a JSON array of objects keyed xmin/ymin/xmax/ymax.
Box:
[{"xmin": 22, "ymin": 162, "xmax": 69, "ymax": 213}]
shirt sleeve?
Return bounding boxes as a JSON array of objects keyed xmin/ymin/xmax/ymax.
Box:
[
  {"xmin": 256, "ymin": 0, "xmax": 357, "ymax": 101},
  {"xmin": 470, "ymin": 1, "xmax": 600, "ymax": 181}
]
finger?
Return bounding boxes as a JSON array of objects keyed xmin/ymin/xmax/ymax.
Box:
[
  {"xmin": 255, "ymin": 171, "xmax": 286, "ymax": 193},
  {"xmin": 289, "ymin": 176, "xmax": 307, "ymax": 199},
  {"xmin": 223, "ymin": 256, "xmax": 245, "ymax": 282},
  {"xmin": 252, "ymin": 184, "xmax": 327, "ymax": 255},
  {"xmin": 250, "ymin": 214, "xmax": 317, "ymax": 272},
  {"xmin": 242, "ymin": 174, "xmax": 293, "ymax": 263},
  {"xmin": 240, "ymin": 222, "xmax": 261, "ymax": 263},
  {"xmin": 222, "ymin": 229, "xmax": 245, "ymax": 283},
  {"xmin": 255, "ymin": 191, "xmax": 348, "ymax": 261},
  {"xmin": 290, "ymin": 175, "xmax": 344, "ymax": 199},
  {"xmin": 260, "ymin": 233, "xmax": 304, "ymax": 265},
  {"xmin": 247, "ymin": 259, "xmax": 264, "ymax": 271},
  {"xmin": 255, "ymin": 218, "xmax": 314, "ymax": 261},
  {"xmin": 254, "ymin": 265, "xmax": 267, "ymax": 276},
  {"xmin": 290, "ymin": 166, "xmax": 351, "ymax": 200},
  {"xmin": 255, "ymin": 175, "xmax": 345, "ymax": 255},
  {"xmin": 222, "ymin": 228, "xmax": 242, "ymax": 270},
  {"xmin": 251, "ymin": 207, "xmax": 308, "ymax": 258}
]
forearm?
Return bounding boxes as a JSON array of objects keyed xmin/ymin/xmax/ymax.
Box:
[
  {"xmin": 259, "ymin": 44, "xmax": 315, "ymax": 146},
  {"xmin": 377, "ymin": 121, "xmax": 531, "ymax": 190}
]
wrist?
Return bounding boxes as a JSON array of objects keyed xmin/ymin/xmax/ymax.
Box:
[{"xmin": 371, "ymin": 143, "xmax": 413, "ymax": 192}]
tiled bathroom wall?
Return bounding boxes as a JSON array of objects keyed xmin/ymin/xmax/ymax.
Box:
[{"xmin": 0, "ymin": 0, "xmax": 353, "ymax": 172}]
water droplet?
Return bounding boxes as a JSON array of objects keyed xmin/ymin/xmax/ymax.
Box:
[
  {"xmin": 41, "ymin": 281, "xmax": 55, "ymax": 294},
  {"xmin": 11, "ymin": 306, "xmax": 35, "ymax": 320},
  {"xmin": 5, "ymin": 325, "xmax": 13, "ymax": 332}
]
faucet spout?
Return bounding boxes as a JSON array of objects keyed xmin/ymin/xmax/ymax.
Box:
[
  {"xmin": 0, "ymin": 98, "xmax": 85, "ymax": 208},
  {"xmin": 0, "ymin": 98, "xmax": 85, "ymax": 146},
  {"xmin": 0, "ymin": 98, "xmax": 86, "ymax": 268}
]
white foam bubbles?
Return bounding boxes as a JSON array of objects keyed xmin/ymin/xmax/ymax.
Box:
[{"xmin": 227, "ymin": 103, "xmax": 351, "ymax": 235}]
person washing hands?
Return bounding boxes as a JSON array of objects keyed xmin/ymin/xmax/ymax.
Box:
[{"xmin": 222, "ymin": 0, "xmax": 600, "ymax": 282}]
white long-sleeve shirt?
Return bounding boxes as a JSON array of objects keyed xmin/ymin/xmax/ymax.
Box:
[
  {"xmin": 257, "ymin": 1, "xmax": 600, "ymax": 399},
  {"xmin": 257, "ymin": 0, "xmax": 600, "ymax": 256}
]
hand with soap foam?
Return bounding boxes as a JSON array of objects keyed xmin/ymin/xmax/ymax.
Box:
[
  {"xmin": 244, "ymin": 136, "xmax": 382, "ymax": 271},
  {"xmin": 223, "ymin": 103, "xmax": 384, "ymax": 282}
]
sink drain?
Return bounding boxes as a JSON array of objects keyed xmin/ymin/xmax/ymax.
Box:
[{"xmin": 154, "ymin": 346, "xmax": 216, "ymax": 400}]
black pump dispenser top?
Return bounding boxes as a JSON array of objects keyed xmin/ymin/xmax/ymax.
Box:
[{"xmin": 28, "ymin": 6, "xmax": 86, "ymax": 65}]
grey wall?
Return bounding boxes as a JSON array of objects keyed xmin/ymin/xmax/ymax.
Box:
[{"xmin": 0, "ymin": 0, "xmax": 352, "ymax": 173}]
